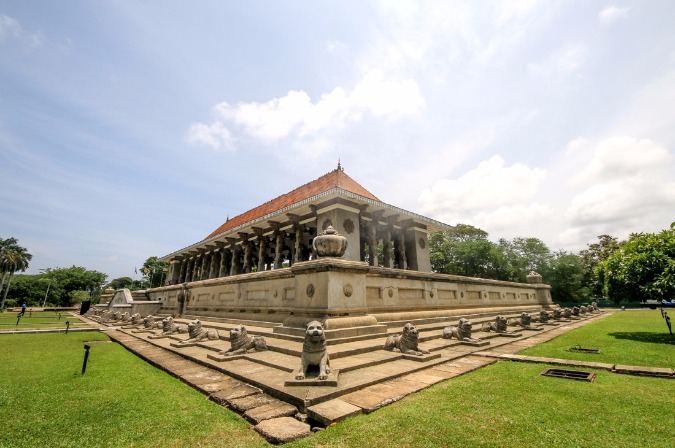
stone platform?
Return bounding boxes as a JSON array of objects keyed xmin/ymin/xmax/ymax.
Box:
[{"xmin": 85, "ymin": 310, "xmax": 611, "ymax": 442}]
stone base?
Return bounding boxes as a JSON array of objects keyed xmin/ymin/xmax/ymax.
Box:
[
  {"xmin": 459, "ymin": 339, "xmax": 490, "ymax": 347},
  {"xmin": 495, "ymin": 331, "xmax": 522, "ymax": 338},
  {"xmin": 170, "ymin": 341, "xmax": 197, "ymax": 348},
  {"xmin": 148, "ymin": 334, "xmax": 171, "ymax": 339},
  {"xmin": 522, "ymin": 326, "xmax": 544, "ymax": 331},
  {"xmin": 207, "ymin": 353, "xmax": 246, "ymax": 362},
  {"xmin": 274, "ymin": 323, "xmax": 388, "ymax": 340},
  {"xmin": 402, "ymin": 352, "xmax": 442, "ymax": 362},
  {"xmin": 284, "ymin": 369, "xmax": 339, "ymax": 387}
]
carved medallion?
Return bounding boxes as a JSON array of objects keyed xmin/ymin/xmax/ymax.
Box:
[
  {"xmin": 418, "ymin": 237, "xmax": 426, "ymax": 249},
  {"xmin": 388, "ymin": 288, "xmax": 394, "ymax": 298},
  {"xmin": 306, "ymin": 283, "xmax": 315, "ymax": 298},
  {"xmin": 343, "ymin": 218, "xmax": 355, "ymax": 234},
  {"xmin": 343, "ymin": 284, "xmax": 353, "ymax": 297}
]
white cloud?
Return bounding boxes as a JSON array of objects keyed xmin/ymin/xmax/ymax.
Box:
[
  {"xmin": 528, "ymin": 44, "xmax": 589, "ymax": 77},
  {"xmin": 572, "ymin": 136, "xmax": 672, "ymax": 185},
  {"xmin": 188, "ymin": 70, "xmax": 424, "ymax": 149},
  {"xmin": 418, "ymin": 155, "xmax": 547, "ymax": 217},
  {"xmin": 0, "ymin": 14, "xmax": 44, "ymax": 48},
  {"xmin": 599, "ymin": 6, "xmax": 631, "ymax": 25},
  {"xmin": 472, "ymin": 203, "xmax": 555, "ymax": 236}
]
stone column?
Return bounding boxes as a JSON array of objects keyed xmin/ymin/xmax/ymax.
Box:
[
  {"xmin": 382, "ymin": 225, "xmax": 392, "ymax": 268},
  {"xmin": 396, "ymin": 230, "xmax": 407, "ymax": 270},
  {"xmin": 185, "ymin": 258, "xmax": 194, "ymax": 282},
  {"xmin": 199, "ymin": 252, "xmax": 210, "ymax": 280},
  {"xmin": 274, "ymin": 231, "xmax": 285, "ymax": 269},
  {"xmin": 368, "ymin": 221, "xmax": 378, "ymax": 266},
  {"xmin": 257, "ymin": 237, "xmax": 267, "ymax": 271},
  {"xmin": 178, "ymin": 259, "xmax": 187, "ymax": 283},
  {"xmin": 209, "ymin": 250, "xmax": 220, "ymax": 279},
  {"xmin": 217, "ymin": 244, "xmax": 228, "ymax": 277},
  {"xmin": 228, "ymin": 238, "xmax": 241, "ymax": 276}
]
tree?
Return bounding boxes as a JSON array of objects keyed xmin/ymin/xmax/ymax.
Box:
[
  {"xmin": 0, "ymin": 238, "xmax": 33, "ymax": 311},
  {"xmin": 40, "ymin": 266, "xmax": 107, "ymax": 306},
  {"xmin": 107, "ymin": 277, "xmax": 134, "ymax": 290},
  {"xmin": 597, "ymin": 224, "xmax": 675, "ymax": 303},
  {"xmin": 430, "ymin": 225, "xmax": 508, "ymax": 279},
  {"xmin": 548, "ymin": 251, "xmax": 586, "ymax": 302},
  {"xmin": 141, "ymin": 256, "xmax": 169, "ymax": 288},
  {"xmin": 498, "ymin": 237, "xmax": 553, "ymax": 282},
  {"xmin": 579, "ymin": 235, "xmax": 619, "ymax": 298}
]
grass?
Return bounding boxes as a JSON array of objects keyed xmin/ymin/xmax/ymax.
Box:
[
  {"xmin": 0, "ymin": 312, "xmax": 673, "ymax": 447},
  {"xmin": 519, "ymin": 310, "xmax": 674, "ymax": 367},
  {"xmin": 0, "ymin": 332, "xmax": 268, "ymax": 448},
  {"xmin": 0, "ymin": 311, "xmax": 90, "ymax": 331},
  {"xmin": 287, "ymin": 361, "xmax": 674, "ymax": 448}
]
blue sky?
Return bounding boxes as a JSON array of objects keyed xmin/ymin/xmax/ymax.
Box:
[{"xmin": 1, "ymin": 1, "xmax": 674, "ymax": 281}]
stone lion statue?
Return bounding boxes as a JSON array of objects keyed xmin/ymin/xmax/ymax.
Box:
[
  {"xmin": 130, "ymin": 313, "xmax": 142, "ymax": 325},
  {"xmin": 143, "ymin": 315, "xmax": 159, "ymax": 329},
  {"xmin": 444, "ymin": 318, "xmax": 480, "ymax": 342},
  {"xmin": 572, "ymin": 306, "xmax": 580, "ymax": 316},
  {"xmin": 384, "ymin": 323, "xmax": 430, "ymax": 356},
  {"xmin": 295, "ymin": 321, "xmax": 330, "ymax": 380},
  {"xmin": 538, "ymin": 309, "xmax": 550, "ymax": 323},
  {"xmin": 112, "ymin": 311, "xmax": 121, "ymax": 321},
  {"xmin": 509, "ymin": 312, "xmax": 532, "ymax": 327},
  {"xmin": 183, "ymin": 320, "xmax": 219, "ymax": 343},
  {"xmin": 221, "ymin": 325, "xmax": 267, "ymax": 356},
  {"xmin": 580, "ymin": 305, "xmax": 588, "ymax": 314},
  {"xmin": 562, "ymin": 307, "xmax": 572, "ymax": 318},
  {"xmin": 481, "ymin": 315, "xmax": 508, "ymax": 333},
  {"xmin": 161, "ymin": 316, "xmax": 188, "ymax": 335},
  {"xmin": 552, "ymin": 308, "xmax": 563, "ymax": 320}
]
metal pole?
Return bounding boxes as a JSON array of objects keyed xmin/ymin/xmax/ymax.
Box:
[
  {"xmin": 82, "ymin": 344, "xmax": 90, "ymax": 374},
  {"xmin": 42, "ymin": 279, "xmax": 52, "ymax": 308}
]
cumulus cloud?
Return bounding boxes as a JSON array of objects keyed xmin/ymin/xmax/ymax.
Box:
[
  {"xmin": 599, "ymin": 6, "xmax": 630, "ymax": 25},
  {"xmin": 187, "ymin": 70, "xmax": 424, "ymax": 149},
  {"xmin": 563, "ymin": 136, "xmax": 675, "ymax": 238},
  {"xmin": 418, "ymin": 155, "xmax": 547, "ymax": 219}
]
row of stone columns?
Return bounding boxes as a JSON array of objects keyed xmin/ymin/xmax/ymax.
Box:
[
  {"xmin": 360, "ymin": 219, "xmax": 410, "ymax": 269},
  {"xmin": 167, "ymin": 226, "xmax": 315, "ymax": 285}
]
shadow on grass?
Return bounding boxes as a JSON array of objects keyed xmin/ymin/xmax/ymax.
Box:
[{"xmin": 607, "ymin": 331, "xmax": 675, "ymax": 345}]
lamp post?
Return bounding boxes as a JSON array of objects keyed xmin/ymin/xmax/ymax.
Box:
[{"xmin": 42, "ymin": 278, "xmax": 52, "ymax": 309}]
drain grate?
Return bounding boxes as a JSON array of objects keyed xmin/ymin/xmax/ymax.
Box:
[
  {"xmin": 541, "ymin": 368, "xmax": 596, "ymax": 382},
  {"xmin": 567, "ymin": 345, "xmax": 600, "ymax": 354}
]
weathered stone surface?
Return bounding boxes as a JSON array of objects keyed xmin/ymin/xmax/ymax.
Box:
[
  {"xmin": 245, "ymin": 401, "xmax": 298, "ymax": 424},
  {"xmin": 254, "ymin": 417, "xmax": 310, "ymax": 444},
  {"xmin": 209, "ymin": 385, "xmax": 260, "ymax": 405},
  {"xmin": 229, "ymin": 393, "xmax": 277, "ymax": 412},
  {"xmin": 307, "ymin": 399, "xmax": 362, "ymax": 426}
]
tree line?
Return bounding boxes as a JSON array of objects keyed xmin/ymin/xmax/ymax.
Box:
[
  {"xmin": 429, "ymin": 223, "xmax": 675, "ymax": 304},
  {"xmin": 2, "ymin": 224, "xmax": 673, "ymax": 309}
]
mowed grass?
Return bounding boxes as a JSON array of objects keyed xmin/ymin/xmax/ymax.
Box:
[
  {"xmin": 288, "ymin": 361, "xmax": 674, "ymax": 448},
  {"xmin": 1, "ymin": 312, "xmax": 674, "ymax": 448},
  {"xmin": 0, "ymin": 332, "xmax": 268, "ymax": 448},
  {"xmin": 519, "ymin": 310, "xmax": 674, "ymax": 367},
  {"xmin": 0, "ymin": 311, "xmax": 89, "ymax": 330}
]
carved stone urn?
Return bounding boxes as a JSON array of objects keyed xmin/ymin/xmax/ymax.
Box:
[
  {"xmin": 312, "ymin": 226, "xmax": 348, "ymax": 258},
  {"xmin": 526, "ymin": 271, "xmax": 542, "ymax": 284}
]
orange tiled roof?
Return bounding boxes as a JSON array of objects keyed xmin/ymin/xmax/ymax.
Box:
[{"xmin": 204, "ymin": 168, "xmax": 379, "ymax": 240}]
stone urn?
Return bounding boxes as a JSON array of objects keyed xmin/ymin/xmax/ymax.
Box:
[
  {"xmin": 312, "ymin": 226, "xmax": 348, "ymax": 258},
  {"xmin": 526, "ymin": 271, "xmax": 542, "ymax": 284}
]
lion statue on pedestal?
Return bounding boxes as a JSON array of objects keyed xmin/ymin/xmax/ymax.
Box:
[
  {"xmin": 221, "ymin": 325, "xmax": 267, "ymax": 356},
  {"xmin": 444, "ymin": 318, "xmax": 480, "ymax": 342},
  {"xmin": 183, "ymin": 320, "xmax": 219, "ymax": 343},
  {"xmin": 161, "ymin": 316, "xmax": 188, "ymax": 335},
  {"xmin": 295, "ymin": 321, "xmax": 330, "ymax": 380},
  {"xmin": 481, "ymin": 315, "xmax": 508, "ymax": 333},
  {"xmin": 143, "ymin": 315, "xmax": 160, "ymax": 329},
  {"xmin": 384, "ymin": 323, "xmax": 430, "ymax": 356}
]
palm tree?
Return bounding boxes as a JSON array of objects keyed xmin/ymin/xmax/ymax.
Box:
[{"xmin": 0, "ymin": 238, "xmax": 32, "ymax": 311}]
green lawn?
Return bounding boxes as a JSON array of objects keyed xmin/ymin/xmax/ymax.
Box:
[
  {"xmin": 288, "ymin": 361, "xmax": 674, "ymax": 448},
  {"xmin": 0, "ymin": 332, "xmax": 267, "ymax": 448},
  {"xmin": 1, "ymin": 313, "xmax": 673, "ymax": 448},
  {"xmin": 0, "ymin": 311, "xmax": 90, "ymax": 331},
  {"xmin": 519, "ymin": 310, "xmax": 674, "ymax": 367}
]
